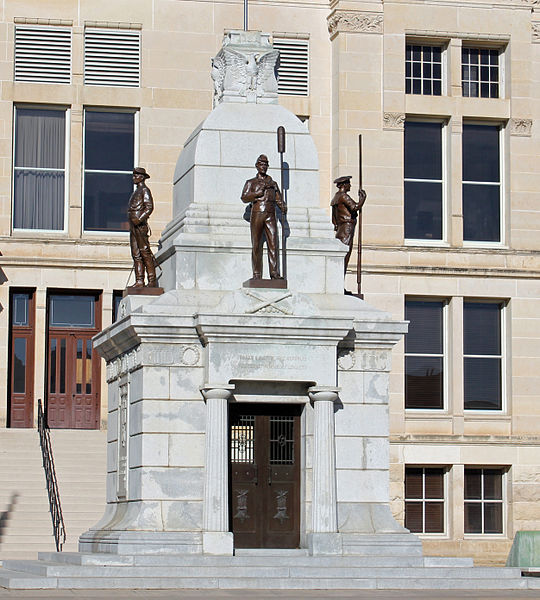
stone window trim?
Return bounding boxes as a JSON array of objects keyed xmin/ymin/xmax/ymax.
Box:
[
  {"xmin": 404, "ymin": 297, "xmax": 449, "ymax": 412},
  {"xmin": 404, "ymin": 466, "xmax": 448, "ymax": 536},
  {"xmin": 464, "ymin": 467, "xmax": 507, "ymax": 537},
  {"xmin": 462, "ymin": 120, "xmax": 506, "ymax": 248},
  {"xmin": 84, "ymin": 21, "xmax": 142, "ymax": 30},
  {"xmin": 12, "ymin": 104, "xmax": 70, "ymax": 234}
]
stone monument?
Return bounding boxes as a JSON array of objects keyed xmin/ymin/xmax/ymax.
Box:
[{"xmin": 79, "ymin": 30, "xmax": 419, "ymax": 558}]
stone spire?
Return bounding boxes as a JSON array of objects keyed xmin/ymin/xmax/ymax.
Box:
[{"xmin": 211, "ymin": 30, "xmax": 279, "ymax": 106}]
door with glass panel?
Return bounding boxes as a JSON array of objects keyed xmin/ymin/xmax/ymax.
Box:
[
  {"xmin": 9, "ymin": 290, "xmax": 35, "ymax": 427},
  {"xmin": 229, "ymin": 403, "xmax": 301, "ymax": 548},
  {"xmin": 47, "ymin": 294, "xmax": 101, "ymax": 429}
]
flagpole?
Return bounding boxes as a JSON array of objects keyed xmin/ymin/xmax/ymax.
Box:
[
  {"xmin": 357, "ymin": 134, "xmax": 363, "ymax": 299},
  {"xmin": 244, "ymin": 0, "xmax": 248, "ymax": 30},
  {"xmin": 277, "ymin": 126, "xmax": 287, "ymax": 281}
]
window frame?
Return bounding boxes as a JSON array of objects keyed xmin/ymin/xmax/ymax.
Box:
[
  {"xmin": 405, "ymin": 41, "xmax": 447, "ymax": 97},
  {"xmin": 463, "ymin": 299, "xmax": 507, "ymax": 413},
  {"xmin": 462, "ymin": 120, "xmax": 505, "ymax": 248},
  {"xmin": 82, "ymin": 106, "xmax": 139, "ymax": 235},
  {"xmin": 404, "ymin": 466, "xmax": 448, "ymax": 536},
  {"xmin": 461, "ymin": 44, "xmax": 504, "ymax": 100},
  {"xmin": 464, "ymin": 467, "xmax": 507, "ymax": 537},
  {"xmin": 12, "ymin": 104, "xmax": 71, "ymax": 234},
  {"xmin": 404, "ymin": 297, "xmax": 449, "ymax": 412},
  {"xmin": 404, "ymin": 117, "xmax": 449, "ymax": 246}
]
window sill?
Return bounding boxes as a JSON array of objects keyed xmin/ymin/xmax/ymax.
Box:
[
  {"xmin": 405, "ymin": 410, "xmax": 449, "ymax": 417},
  {"xmin": 404, "ymin": 239, "xmax": 449, "ymax": 248},
  {"xmin": 462, "ymin": 241, "xmax": 508, "ymax": 250},
  {"xmin": 464, "ymin": 412, "xmax": 509, "ymax": 419}
]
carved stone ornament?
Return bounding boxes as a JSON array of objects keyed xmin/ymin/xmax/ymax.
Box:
[
  {"xmin": 243, "ymin": 289, "xmax": 293, "ymax": 315},
  {"xmin": 327, "ymin": 11, "xmax": 383, "ymax": 36},
  {"xmin": 211, "ymin": 30, "xmax": 279, "ymax": 107},
  {"xmin": 510, "ymin": 118, "xmax": 533, "ymax": 137},
  {"xmin": 383, "ymin": 113, "xmax": 406, "ymax": 130},
  {"xmin": 533, "ymin": 22, "xmax": 540, "ymax": 42},
  {"xmin": 106, "ymin": 346, "xmax": 142, "ymax": 382},
  {"xmin": 337, "ymin": 349, "xmax": 356, "ymax": 371}
]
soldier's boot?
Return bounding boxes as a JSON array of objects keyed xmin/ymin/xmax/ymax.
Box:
[
  {"xmin": 142, "ymin": 251, "xmax": 158, "ymax": 287},
  {"xmin": 133, "ymin": 261, "xmax": 145, "ymax": 287}
]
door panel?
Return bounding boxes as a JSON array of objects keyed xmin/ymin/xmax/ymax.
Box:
[
  {"xmin": 46, "ymin": 293, "xmax": 101, "ymax": 430},
  {"xmin": 230, "ymin": 404, "xmax": 301, "ymax": 548}
]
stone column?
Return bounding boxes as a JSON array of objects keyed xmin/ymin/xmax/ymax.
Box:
[
  {"xmin": 201, "ymin": 385, "xmax": 234, "ymax": 555},
  {"xmin": 308, "ymin": 386, "xmax": 342, "ymax": 555}
]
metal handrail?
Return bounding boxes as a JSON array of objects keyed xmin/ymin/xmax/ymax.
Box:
[{"xmin": 37, "ymin": 399, "xmax": 66, "ymax": 552}]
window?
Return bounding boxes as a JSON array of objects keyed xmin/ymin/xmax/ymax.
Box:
[
  {"xmin": 464, "ymin": 301, "xmax": 503, "ymax": 411},
  {"xmin": 14, "ymin": 25, "xmax": 71, "ymax": 84},
  {"xmin": 405, "ymin": 300, "xmax": 444, "ymax": 409},
  {"xmin": 113, "ymin": 290, "xmax": 123, "ymax": 322},
  {"xmin": 406, "ymin": 44, "xmax": 443, "ymax": 95},
  {"xmin": 465, "ymin": 468, "xmax": 504, "ymax": 534},
  {"xmin": 462, "ymin": 48, "xmax": 500, "ymax": 98},
  {"xmin": 404, "ymin": 121, "xmax": 444, "ymax": 241},
  {"xmin": 273, "ymin": 36, "xmax": 309, "ymax": 96},
  {"xmin": 83, "ymin": 110, "xmax": 136, "ymax": 232},
  {"xmin": 84, "ymin": 28, "xmax": 141, "ymax": 87},
  {"xmin": 405, "ymin": 467, "xmax": 445, "ymax": 533},
  {"xmin": 13, "ymin": 107, "xmax": 67, "ymax": 231},
  {"xmin": 9, "ymin": 290, "xmax": 35, "ymax": 428},
  {"xmin": 462, "ymin": 123, "xmax": 502, "ymax": 243}
]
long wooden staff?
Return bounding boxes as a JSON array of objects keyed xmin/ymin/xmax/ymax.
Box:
[
  {"xmin": 357, "ymin": 135, "xmax": 363, "ymax": 298},
  {"xmin": 277, "ymin": 126, "xmax": 287, "ymax": 280}
]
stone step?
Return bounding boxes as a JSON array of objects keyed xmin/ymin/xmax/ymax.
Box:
[{"xmin": 1, "ymin": 559, "xmax": 523, "ymax": 580}]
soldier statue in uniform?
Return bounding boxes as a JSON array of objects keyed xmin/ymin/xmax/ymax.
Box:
[
  {"xmin": 331, "ymin": 175, "xmax": 367, "ymax": 274},
  {"xmin": 241, "ymin": 154, "xmax": 287, "ymax": 280},
  {"xmin": 128, "ymin": 167, "xmax": 158, "ymax": 288}
]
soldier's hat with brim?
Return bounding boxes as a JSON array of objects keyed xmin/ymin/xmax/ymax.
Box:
[
  {"xmin": 334, "ymin": 175, "xmax": 352, "ymax": 186},
  {"xmin": 133, "ymin": 167, "xmax": 150, "ymax": 179}
]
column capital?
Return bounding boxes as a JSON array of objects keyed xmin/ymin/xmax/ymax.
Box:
[
  {"xmin": 200, "ymin": 384, "xmax": 235, "ymax": 401},
  {"xmin": 308, "ymin": 386, "xmax": 340, "ymax": 403}
]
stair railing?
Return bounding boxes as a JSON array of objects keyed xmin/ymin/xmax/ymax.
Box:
[{"xmin": 37, "ymin": 398, "xmax": 66, "ymax": 552}]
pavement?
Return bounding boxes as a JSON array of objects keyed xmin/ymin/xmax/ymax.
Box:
[{"xmin": 0, "ymin": 590, "xmax": 540, "ymax": 599}]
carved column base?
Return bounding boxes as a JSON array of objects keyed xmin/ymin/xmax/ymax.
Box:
[
  {"xmin": 308, "ymin": 532, "xmax": 343, "ymax": 556},
  {"xmin": 202, "ymin": 531, "xmax": 234, "ymax": 555}
]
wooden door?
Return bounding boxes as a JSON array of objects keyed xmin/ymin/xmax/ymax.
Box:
[
  {"xmin": 230, "ymin": 403, "xmax": 301, "ymax": 548},
  {"xmin": 47, "ymin": 332, "xmax": 99, "ymax": 428},
  {"xmin": 9, "ymin": 291, "xmax": 35, "ymax": 428},
  {"xmin": 46, "ymin": 293, "xmax": 101, "ymax": 429}
]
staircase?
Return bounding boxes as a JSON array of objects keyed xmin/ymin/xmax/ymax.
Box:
[
  {"xmin": 0, "ymin": 429, "xmax": 107, "ymax": 562},
  {"xmin": 0, "ymin": 549, "xmax": 538, "ymax": 590}
]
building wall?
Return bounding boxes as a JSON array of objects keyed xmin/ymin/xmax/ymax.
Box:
[{"xmin": 0, "ymin": 0, "xmax": 539, "ymax": 564}]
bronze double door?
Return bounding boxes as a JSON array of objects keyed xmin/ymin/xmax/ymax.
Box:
[{"xmin": 229, "ymin": 403, "xmax": 301, "ymax": 548}]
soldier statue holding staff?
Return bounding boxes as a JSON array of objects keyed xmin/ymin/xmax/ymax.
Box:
[
  {"xmin": 241, "ymin": 154, "xmax": 287, "ymax": 280},
  {"xmin": 128, "ymin": 167, "xmax": 158, "ymax": 288},
  {"xmin": 331, "ymin": 175, "xmax": 367, "ymax": 275}
]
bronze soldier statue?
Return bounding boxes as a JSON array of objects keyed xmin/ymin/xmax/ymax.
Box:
[
  {"xmin": 128, "ymin": 167, "xmax": 158, "ymax": 287},
  {"xmin": 241, "ymin": 154, "xmax": 287, "ymax": 280},
  {"xmin": 331, "ymin": 175, "xmax": 367, "ymax": 274}
]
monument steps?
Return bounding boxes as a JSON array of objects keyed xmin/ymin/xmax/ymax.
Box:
[{"xmin": 0, "ymin": 552, "xmax": 537, "ymax": 590}]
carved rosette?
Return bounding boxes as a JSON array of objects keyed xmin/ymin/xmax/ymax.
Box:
[
  {"xmin": 510, "ymin": 118, "xmax": 533, "ymax": 137},
  {"xmin": 327, "ymin": 11, "xmax": 383, "ymax": 37},
  {"xmin": 383, "ymin": 113, "xmax": 405, "ymax": 130}
]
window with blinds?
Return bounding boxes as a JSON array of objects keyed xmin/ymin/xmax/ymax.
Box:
[
  {"xmin": 14, "ymin": 25, "xmax": 71, "ymax": 84},
  {"xmin": 463, "ymin": 301, "xmax": 503, "ymax": 410},
  {"xmin": 273, "ymin": 37, "xmax": 309, "ymax": 96},
  {"xmin": 84, "ymin": 28, "xmax": 140, "ymax": 87},
  {"xmin": 405, "ymin": 467, "xmax": 445, "ymax": 534},
  {"xmin": 405, "ymin": 299, "xmax": 445, "ymax": 409}
]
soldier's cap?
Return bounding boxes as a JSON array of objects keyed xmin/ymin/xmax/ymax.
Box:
[
  {"xmin": 133, "ymin": 167, "xmax": 150, "ymax": 179},
  {"xmin": 256, "ymin": 154, "xmax": 269, "ymax": 165},
  {"xmin": 334, "ymin": 175, "xmax": 352, "ymax": 186}
]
